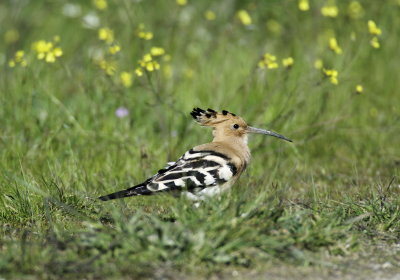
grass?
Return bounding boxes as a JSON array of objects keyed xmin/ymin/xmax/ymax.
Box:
[{"xmin": 1, "ymin": 0, "xmax": 399, "ymax": 278}]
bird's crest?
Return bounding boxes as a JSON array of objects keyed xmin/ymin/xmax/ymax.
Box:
[{"xmin": 190, "ymin": 107, "xmax": 239, "ymax": 127}]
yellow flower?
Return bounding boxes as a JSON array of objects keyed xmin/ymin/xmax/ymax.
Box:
[
  {"xmin": 264, "ymin": 53, "xmax": 276, "ymax": 60},
  {"xmin": 259, "ymin": 53, "xmax": 279, "ymax": 69},
  {"xmin": 321, "ymin": 4, "xmax": 339, "ymax": 18},
  {"xmin": 137, "ymin": 24, "xmax": 153, "ymax": 40},
  {"xmin": 99, "ymin": 59, "xmax": 116, "ymax": 75},
  {"xmin": 153, "ymin": 61, "xmax": 160, "ymax": 70},
  {"xmin": 145, "ymin": 62, "xmax": 154, "ymax": 72},
  {"xmin": 348, "ymin": 1, "xmax": 364, "ymax": 19},
  {"xmin": 204, "ymin": 10, "xmax": 216, "ymax": 21},
  {"xmin": 355, "ymin": 85, "xmax": 363, "ymax": 94},
  {"xmin": 45, "ymin": 52, "xmax": 56, "ymax": 63},
  {"xmin": 370, "ymin": 37, "xmax": 380, "ymax": 49},
  {"xmin": 53, "ymin": 47, "xmax": 63, "ymax": 57},
  {"xmin": 368, "ymin": 20, "xmax": 382, "ymax": 36},
  {"xmin": 137, "ymin": 50, "xmax": 163, "ymax": 73},
  {"xmin": 135, "ymin": 68, "xmax": 143, "ymax": 77},
  {"xmin": 32, "ymin": 40, "xmax": 53, "ymax": 57},
  {"xmin": 98, "ymin": 27, "xmax": 114, "ymax": 43},
  {"xmin": 144, "ymin": 54, "xmax": 152, "ymax": 61},
  {"xmin": 323, "ymin": 68, "xmax": 339, "ymax": 85},
  {"xmin": 323, "ymin": 69, "xmax": 338, "ymax": 76},
  {"xmin": 298, "ymin": 0, "xmax": 310, "ymax": 11},
  {"xmin": 144, "ymin": 61, "xmax": 160, "ymax": 72},
  {"xmin": 150, "ymin": 47, "xmax": 165, "ymax": 56},
  {"xmin": 145, "ymin": 32, "xmax": 153, "ymax": 40},
  {"xmin": 32, "ymin": 39, "xmax": 63, "ymax": 63},
  {"xmin": 176, "ymin": 0, "xmax": 187, "ymax": 6},
  {"xmin": 120, "ymin": 71, "xmax": 133, "ymax": 88},
  {"xmin": 45, "ymin": 48, "xmax": 62, "ymax": 62},
  {"xmin": 53, "ymin": 35, "xmax": 61, "ymax": 42},
  {"xmin": 282, "ymin": 57, "xmax": 294, "ymax": 68},
  {"xmin": 109, "ymin": 45, "xmax": 121, "ymax": 54},
  {"xmin": 329, "ymin": 37, "xmax": 343, "ymax": 54},
  {"xmin": 8, "ymin": 60, "xmax": 16, "ymax": 67},
  {"xmin": 4, "ymin": 29, "xmax": 19, "ymax": 44},
  {"xmin": 331, "ymin": 77, "xmax": 339, "ymax": 85},
  {"xmin": 94, "ymin": 0, "xmax": 107, "ymax": 10},
  {"xmin": 237, "ymin": 10, "xmax": 252, "ymax": 26},
  {"xmin": 138, "ymin": 31, "xmax": 153, "ymax": 40},
  {"xmin": 8, "ymin": 50, "xmax": 27, "ymax": 68},
  {"xmin": 138, "ymin": 54, "xmax": 152, "ymax": 67},
  {"xmin": 15, "ymin": 50, "xmax": 25, "ymax": 62}
]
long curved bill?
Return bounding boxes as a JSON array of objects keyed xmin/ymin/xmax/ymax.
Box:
[{"xmin": 246, "ymin": 126, "xmax": 293, "ymax": 142}]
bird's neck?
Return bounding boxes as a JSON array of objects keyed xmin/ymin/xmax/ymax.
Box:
[{"xmin": 212, "ymin": 134, "xmax": 251, "ymax": 165}]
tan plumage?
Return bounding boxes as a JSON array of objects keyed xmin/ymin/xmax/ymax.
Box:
[{"xmin": 99, "ymin": 108, "xmax": 292, "ymax": 201}]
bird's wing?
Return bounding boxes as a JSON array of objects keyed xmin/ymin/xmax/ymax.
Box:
[
  {"xmin": 147, "ymin": 148, "xmax": 238, "ymax": 192},
  {"xmin": 98, "ymin": 148, "xmax": 238, "ymax": 201}
]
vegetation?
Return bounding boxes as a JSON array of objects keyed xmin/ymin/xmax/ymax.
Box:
[{"xmin": 1, "ymin": 0, "xmax": 399, "ymax": 278}]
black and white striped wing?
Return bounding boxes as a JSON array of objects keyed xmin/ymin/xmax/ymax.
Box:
[
  {"xmin": 145, "ymin": 149, "xmax": 238, "ymax": 193},
  {"xmin": 98, "ymin": 149, "xmax": 238, "ymax": 201}
]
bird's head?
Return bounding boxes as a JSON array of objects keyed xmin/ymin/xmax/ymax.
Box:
[{"xmin": 190, "ymin": 108, "xmax": 292, "ymax": 143}]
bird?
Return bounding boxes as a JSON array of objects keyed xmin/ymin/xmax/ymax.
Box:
[{"xmin": 99, "ymin": 108, "xmax": 292, "ymax": 201}]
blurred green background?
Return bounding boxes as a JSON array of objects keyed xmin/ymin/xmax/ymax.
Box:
[{"xmin": 0, "ymin": 0, "xmax": 399, "ymax": 278}]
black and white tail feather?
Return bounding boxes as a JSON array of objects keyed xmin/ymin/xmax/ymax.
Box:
[{"xmin": 98, "ymin": 149, "xmax": 237, "ymax": 201}]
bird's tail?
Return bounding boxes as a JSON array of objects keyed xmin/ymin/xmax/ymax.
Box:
[{"xmin": 98, "ymin": 184, "xmax": 152, "ymax": 201}]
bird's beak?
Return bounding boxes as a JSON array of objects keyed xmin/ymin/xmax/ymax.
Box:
[{"xmin": 246, "ymin": 126, "xmax": 293, "ymax": 142}]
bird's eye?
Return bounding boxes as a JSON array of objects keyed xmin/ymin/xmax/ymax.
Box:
[{"xmin": 233, "ymin": 124, "xmax": 240, "ymax": 129}]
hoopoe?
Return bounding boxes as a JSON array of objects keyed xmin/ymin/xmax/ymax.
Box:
[{"xmin": 99, "ymin": 108, "xmax": 292, "ymax": 201}]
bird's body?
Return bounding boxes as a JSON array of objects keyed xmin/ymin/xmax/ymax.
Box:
[{"xmin": 99, "ymin": 108, "xmax": 291, "ymax": 201}]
